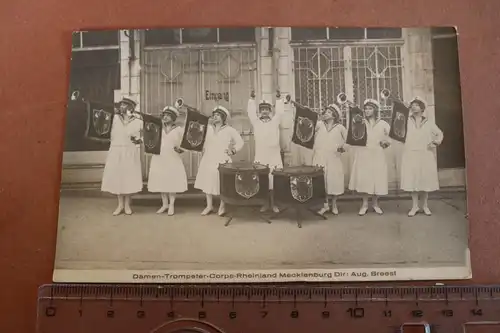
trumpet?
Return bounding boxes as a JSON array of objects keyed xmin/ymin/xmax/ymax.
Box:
[
  {"xmin": 285, "ymin": 94, "xmax": 310, "ymax": 110},
  {"xmin": 379, "ymin": 88, "xmax": 405, "ymax": 105},
  {"xmin": 336, "ymin": 92, "xmax": 357, "ymax": 107},
  {"xmin": 174, "ymin": 98, "xmax": 198, "ymax": 112}
]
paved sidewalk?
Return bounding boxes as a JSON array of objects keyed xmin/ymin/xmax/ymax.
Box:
[{"xmin": 54, "ymin": 192, "xmax": 469, "ymax": 271}]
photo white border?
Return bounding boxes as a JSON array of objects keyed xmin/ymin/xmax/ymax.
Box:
[{"xmin": 53, "ymin": 249, "xmax": 471, "ymax": 284}]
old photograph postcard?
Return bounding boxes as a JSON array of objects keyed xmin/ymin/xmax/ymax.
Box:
[{"xmin": 53, "ymin": 26, "xmax": 470, "ymax": 283}]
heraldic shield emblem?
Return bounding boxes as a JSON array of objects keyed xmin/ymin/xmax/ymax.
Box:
[
  {"xmin": 187, "ymin": 121, "xmax": 206, "ymax": 148},
  {"xmin": 389, "ymin": 100, "xmax": 410, "ymax": 143},
  {"xmin": 141, "ymin": 113, "xmax": 162, "ymax": 155},
  {"xmin": 292, "ymin": 105, "xmax": 318, "ymax": 149},
  {"xmin": 393, "ymin": 112, "xmax": 407, "ymax": 139},
  {"xmin": 235, "ymin": 172, "xmax": 260, "ymax": 199},
  {"xmin": 181, "ymin": 109, "xmax": 209, "ymax": 152},
  {"xmin": 144, "ymin": 122, "xmax": 161, "ymax": 150},
  {"xmin": 92, "ymin": 108, "xmax": 113, "ymax": 137},
  {"xmin": 290, "ymin": 175, "xmax": 313, "ymax": 203},
  {"xmin": 346, "ymin": 106, "xmax": 367, "ymax": 147},
  {"xmin": 351, "ymin": 114, "xmax": 366, "ymax": 141},
  {"xmin": 296, "ymin": 116, "xmax": 314, "ymax": 143}
]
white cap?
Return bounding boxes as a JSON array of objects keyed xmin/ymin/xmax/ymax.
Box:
[
  {"xmin": 363, "ymin": 98, "xmax": 381, "ymax": 110},
  {"xmin": 161, "ymin": 106, "xmax": 180, "ymax": 118},
  {"xmin": 325, "ymin": 103, "xmax": 341, "ymax": 114},
  {"xmin": 212, "ymin": 105, "xmax": 230, "ymax": 120}
]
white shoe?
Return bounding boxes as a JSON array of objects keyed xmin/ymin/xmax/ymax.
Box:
[
  {"xmin": 408, "ymin": 207, "xmax": 419, "ymax": 217},
  {"xmin": 156, "ymin": 206, "xmax": 168, "ymax": 214},
  {"xmin": 167, "ymin": 204, "xmax": 175, "ymax": 216},
  {"xmin": 201, "ymin": 207, "xmax": 213, "ymax": 216},
  {"xmin": 358, "ymin": 205, "xmax": 368, "ymax": 216},
  {"xmin": 113, "ymin": 207, "xmax": 123, "ymax": 216},
  {"xmin": 317, "ymin": 207, "xmax": 328, "ymax": 216},
  {"xmin": 373, "ymin": 205, "xmax": 383, "ymax": 215},
  {"xmin": 124, "ymin": 206, "xmax": 133, "ymax": 215},
  {"xmin": 423, "ymin": 207, "xmax": 432, "ymax": 216},
  {"xmin": 331, "ymin": 205, "xmax": 339, "ymax": 215},
  {"xmin": 218, "ymin": 206, "xmax": 226, "ymax": 216}
]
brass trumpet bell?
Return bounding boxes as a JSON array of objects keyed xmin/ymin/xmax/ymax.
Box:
[
  {"xmin": 380, "ymin": 88, "xmax": 391, "ymax": 100},
  {"xmin": 336, "ymin": 92, "xmax": 348, "ymax": 104},
  {"xmin": 70, "ymin": 90, "xmax": 80, "ymax": 101},
  {"xmin": 174, "ymin": 98, "xmax": 184, "ymax": 109}
]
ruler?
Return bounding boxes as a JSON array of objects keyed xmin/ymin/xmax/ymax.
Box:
[{"xmin": 37, "ymin": 284, "xmax": 500, "ymax": 333}]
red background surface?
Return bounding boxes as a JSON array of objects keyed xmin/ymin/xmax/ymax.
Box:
[{"xmin": 1, "ymin": 0, "xmax": 499, "ymax": 332}]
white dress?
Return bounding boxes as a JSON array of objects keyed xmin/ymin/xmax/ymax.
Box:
[
  {"xmin": 312, "ymin": 122, "xmax": 347, "ymax": 196},
  {"xmin": 348, "ymin": 119, "xmax": 390, "ymax": 195},
  {"xmin": 101, "ymin": 115, "xmax": 143, "ymax": 195},
  {"xmin": 247, "ymin": 98, "xmax": 285, "ymax": 190},
  {"xmin": 194, "ymin": 125, "xmax": 244, "ymax": 195},
  {"xmin": 400, "ymin": 117, "xmax": 444, "ymax": 192},
  {"xmin": 147, "ymin": 125, "xmax": 188, "ymax": 193}
]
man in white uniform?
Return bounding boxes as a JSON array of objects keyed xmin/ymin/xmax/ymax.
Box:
[{"xmin": 247, "ymin": 90, "xmax": 286, "ymax": 213}]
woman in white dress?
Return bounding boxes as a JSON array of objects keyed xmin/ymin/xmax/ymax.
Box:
[
  {"xmin": 400, "ymin": 97, "xmax": 444, "ymax": 217},
  {"xmin": 147, "ymin": 105, "xmax": 188, "ymax": 216},
  {"xmin": 101, "ymin": 97, "xmax": 143, "ymax": 216},
  {"xmin": 313, "ymin": 104, "xmax": 347, "ymax": 216},
  {"xmin": 194, "ymin": 106, "xmax": 244, "ymax": 216},
  {"xmin": 348, "ymin": 99, "xmax": 391, "ymax": 216}
]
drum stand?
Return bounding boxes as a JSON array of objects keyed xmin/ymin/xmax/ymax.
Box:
[
  {"xmin": 270, "ymin": 205, "xmax": 327, "ymax": 228},
  {"xmin": 221, "ymin": 206, "xmax": 273, "ymax": 227}
]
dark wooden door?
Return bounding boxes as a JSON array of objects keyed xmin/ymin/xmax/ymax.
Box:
[
  {"xmin": 432, "ymin": 35, "xmax": 466, "ymax": 169},
  {"xmin": 64, "ymin": 49, "xmax": 120, "ymax": 152}
]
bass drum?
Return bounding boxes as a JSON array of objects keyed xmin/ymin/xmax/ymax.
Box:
[
  {"xmin": 218, "ymin": 162, "xmax": 270, "ymax": 206},
  {"xmin": 272, "ymin": 165, "xmax": 326, "ymax": 206}
]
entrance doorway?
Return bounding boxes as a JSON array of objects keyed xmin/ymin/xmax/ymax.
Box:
[{"xmin": 141, "ymin": 46, "xmax": 258, "ymax": 181}]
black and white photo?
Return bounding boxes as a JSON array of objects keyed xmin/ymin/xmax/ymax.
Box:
[{"xmin": 54, "ymin": 26, "xmax": 470, "ymax": 283}]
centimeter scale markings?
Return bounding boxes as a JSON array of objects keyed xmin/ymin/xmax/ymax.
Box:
[{"xmin": 38, "ymin": 285, "xmax": 500, "ymax": 333}]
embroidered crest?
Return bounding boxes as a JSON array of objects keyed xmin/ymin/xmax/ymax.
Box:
[
  {"xmin": 186, "ymin": 120, "xmax": 206, "ymax": 148},
  {"xmin": 144, "ymin": 122, "xmax": 161, "ymax": 150},
  {"xmin": 296, "ymin": 116, "xmax": 315, "ymax": 143},
  {"xmin": 393, "ymin": 111, "xmax": 407, "ymax": 139},
  {"xmin": 290, "ymin": 175, "xmax": 313, "ymax": 203},
  {"xmin": 235, "ymin": 172, "xmax": 260, "ymax": 199},
  {"xmin": 351, "ymin": 114, "xmax": 366, "ymax": 141},
  {"xmin": 92, "ymin": 108, "xmax": 113, "ymax": 137}
]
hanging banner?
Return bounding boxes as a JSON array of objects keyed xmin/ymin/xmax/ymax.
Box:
[
  {"xmin": 291, "ymin": 105, "xmax": 318, "ymax": 150},
  {"xmin": 84, "ymin": 101, "xmax": 115, "ymax": 143},
  {"xmin": 388, "ymin": 100, "xmax": 410, "ymax": 143},
  {"xmin": 142, "ymin": 114, "xmax": 163, "ymax": 155},
  {"xmin": 345, "ymin": 106, "xmax": 367, "ymax": 147},
  {"xmin": 180, "ymin": 109, "xmax": 209, "ymax": 152}
]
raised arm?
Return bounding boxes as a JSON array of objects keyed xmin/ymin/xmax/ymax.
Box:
[
  {"xmin": 247, "ymin": 91, "xmax": 259, "ymax": 125},
  {"xmin": 271, "ymin": 91, "xmax": 286, "ymax": 124},
  {"xmin": 274, "ymin": 97, "xmax": 285, "ymax": 116}
]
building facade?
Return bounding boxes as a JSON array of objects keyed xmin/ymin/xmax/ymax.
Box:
[{"xmin": 62, "ymin": 27, "xmax": 465, "ymax": 191}]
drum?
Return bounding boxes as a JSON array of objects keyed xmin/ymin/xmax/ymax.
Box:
[
  {"xmin": 218, "ymin": 162, "xmax": 270, "ymax": 206},
  {"xmin": 272, "ymin": 165, "xmax": 326, "ymax": 206}
]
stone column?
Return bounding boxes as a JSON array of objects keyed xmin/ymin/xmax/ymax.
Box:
[{"xmin": 115, "ymin": 30, "xmax": 142, "ymax": 111}]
